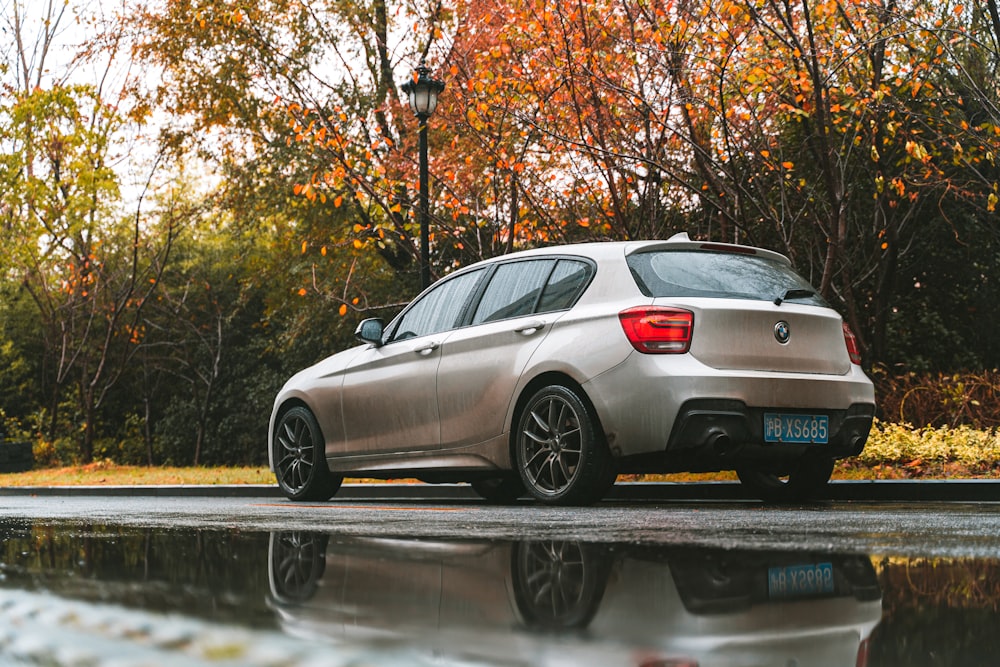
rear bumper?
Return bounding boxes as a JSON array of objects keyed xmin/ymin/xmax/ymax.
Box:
[
  {"xmin": 663, "ymin": 399, "xmax": 874, "ymax": 461},
  {"xmin": 582, "ymin": 351, "xmax": 875, "ymax": 466}
]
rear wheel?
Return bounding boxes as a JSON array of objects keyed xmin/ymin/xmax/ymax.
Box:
[
  {"xmin": 737, "ymin": 455, "xmax": 834, "ymax": 503},
  {"xmin": 515, "ymin": 385, "xmax": 613, "ymax": 506},
  {"xmin": 273, "ymin": 406, "xmax": 343, "ymax": 501}
]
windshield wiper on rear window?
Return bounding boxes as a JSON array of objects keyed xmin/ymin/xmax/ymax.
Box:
[{"xmin": 774, "ymin": 288, "xmax": 815, "ymax": 306}]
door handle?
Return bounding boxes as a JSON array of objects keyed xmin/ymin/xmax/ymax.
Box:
[
  {"xmin": 514, "ymin": 321, "xmax": 545, "ymax": 336},
  {"xmin": 415, "ymin": 342, "xmax": 440, "ymax": 356}
]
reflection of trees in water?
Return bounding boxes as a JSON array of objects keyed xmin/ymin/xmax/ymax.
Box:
[
  {"xmin": 0, "ymin": 524, "xmax": 274, "ymax": 628},
  {"xmin": 870, "ymin": 557, "xmax": 1000, "ymax": 665}
]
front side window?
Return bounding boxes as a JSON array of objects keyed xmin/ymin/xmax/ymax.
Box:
[
  {"xmin": 390, "ymin": 269, "xmax": 486, "ymax": 341},
  {"xmin": 627, "ymin": 250, "xmax": 827, "ymax": 306}
]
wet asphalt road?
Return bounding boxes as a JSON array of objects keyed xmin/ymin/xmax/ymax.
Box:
[{"xmin": 1, "ymin": 493, "xmax": 999, "ymax": 559}]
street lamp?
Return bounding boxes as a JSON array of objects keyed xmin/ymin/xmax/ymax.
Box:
[{"xmin": 401, "ymin": 62, "xmax": 445, "ymax": 290}]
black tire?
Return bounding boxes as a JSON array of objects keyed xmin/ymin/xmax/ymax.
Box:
[
  {"xmin": 736, "ymin": 455, "xmax": 835, "ymax": 503},
  {"xmin": 471, "ymin": 474, "xmax": 526, "ymax": 504},
  {"xmin": 268, "ymin": 531, "xmax": 328, "ymax": 604},
  {"xmin": 515, "ymin": 384, "xmax": 613, "ymax": 506},
  {"xmin": 273, "ymin": 406, "xmax": 343, "ymax": 501}
]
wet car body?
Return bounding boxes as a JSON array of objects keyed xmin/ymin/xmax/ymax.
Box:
[{"xmin": 269, "ymin": 234, "xmax": 875, "ymax": 504}]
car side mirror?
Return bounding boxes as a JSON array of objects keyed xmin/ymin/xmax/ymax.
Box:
[{"xmin": 354, "ymin": 318, "xmax": 385, "ymax": 346}]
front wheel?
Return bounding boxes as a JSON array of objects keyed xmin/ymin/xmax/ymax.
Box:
[
  {"xmin": 515, "ymin": 385, "xmax": 613, "ymax": 506},
  {"xmin": 736, "ymin": 455, "xmax": 834, "ymax": 503},
  {"xmin": 273, "ymin": 406, "xmax": 343, "ymax": 501}
]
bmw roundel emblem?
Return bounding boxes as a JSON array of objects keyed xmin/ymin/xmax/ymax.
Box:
[{"xmin": 774, "ymin": 321, "xmax": 791, "ymax": 344}]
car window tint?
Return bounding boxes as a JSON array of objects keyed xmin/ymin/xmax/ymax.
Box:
[
  {"xmin": 471, "ymin": 260, "xmax": 553, "ymax": 325},
  {"xmin": 392, "ymin": 269, "xmax": 485, "ymax": 340},
  {"xmin": 538, "ymin": 260, "xmax": 591, "ymax": 312},
  {"xmin": 627, "ymin": 250, "xmax": 828, "ymax": 306}
]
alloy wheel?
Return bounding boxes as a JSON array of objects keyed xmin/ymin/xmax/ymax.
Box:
[
  {"xmin": 275, "ymin": 411, "xmax": 315, "ymax": 495},
  {"xmin": 273, "ymin": 406, "xmax": 342, "ymax": 501},
  {"xmin": 520, "ymin": 394, "xmax": 584, "ymax": 496},
  {"xmin": 516, "ymin": 385, "xmax": 613, "ymax": 505}
]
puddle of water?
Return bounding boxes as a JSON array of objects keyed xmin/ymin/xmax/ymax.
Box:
[{"xmin": 0, "ymin": 521, "xmax": 997, "ymax": 666}]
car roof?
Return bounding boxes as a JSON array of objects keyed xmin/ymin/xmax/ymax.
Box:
[{"xmin": 459, "ymin": 233, "xmax": 791, "ymax": 270}]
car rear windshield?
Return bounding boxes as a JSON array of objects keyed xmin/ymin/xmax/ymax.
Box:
[{"xmin": 627, "ymin": 249, "xmax": 828, "ymax": 306}]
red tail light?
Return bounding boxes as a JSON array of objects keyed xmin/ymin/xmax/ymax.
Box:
[
  {"xmin": 619, "ymin": 307, "xmax": 694, "ymax": 354},
  {"xmin": 843, "ymin": 321, "xmax": 862, "ymax": 365}
]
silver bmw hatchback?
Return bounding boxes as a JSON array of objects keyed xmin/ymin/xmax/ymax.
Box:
[{"xmin": 269, "ymin": 234, "xmax": 875, "ymax": 505}]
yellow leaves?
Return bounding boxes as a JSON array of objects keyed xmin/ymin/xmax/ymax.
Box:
[
  {"xmin": 353, "ymin": 239, "xmax": 363, "ymax": 249},
  {"xmin": 905, "ymin": 140, "xmax": 930, "ymax": 163},
  {"xmin": 989, "ymin": 193, "xmax": 999, "ymax": 213},
  {"xmin": 301, "ymin": 241, "xmax": 307, "ymax": 255}
]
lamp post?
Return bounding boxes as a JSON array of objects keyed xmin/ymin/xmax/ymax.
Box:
[{"xmin": 401, "ymin": 63, "xmax": 445, "ymax": 290}]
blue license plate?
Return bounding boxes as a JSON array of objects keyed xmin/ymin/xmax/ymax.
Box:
[
  {"xmin": 768, "ymin": 562, "xmax": 835, "ymax": 599},
  {"xmin": 763, "ymin": 413, "xmax": 829, "ymax": 443}
]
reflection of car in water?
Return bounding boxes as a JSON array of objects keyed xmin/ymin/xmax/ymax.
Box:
[{"xmin": 268, "ymin": 532, "xmax": 882, "ymax": 666}]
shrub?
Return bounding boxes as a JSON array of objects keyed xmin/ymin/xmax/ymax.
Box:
[
  {"xmin": 873, "ymin": 369, "xmax": 1000, "ymax": 429},
  {"xmin": 861, "ymin": 420, "xmax": 1000, "ymax": 467}
]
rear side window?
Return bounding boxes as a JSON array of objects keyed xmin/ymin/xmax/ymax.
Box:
[
  {"xmin": 471, "ymin": 257, "xmax": 594, "ymax": 325},
  {"xmin": 627, "ymin": 250, "xmax": 827, "ymax": 306},
  {"xmin": 538, "ymin": 260, "xmax": 591, "ymax": 312},
  {"xmin": 472, "ymin": 260, "xmax": 553, "ymax": 324}
]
